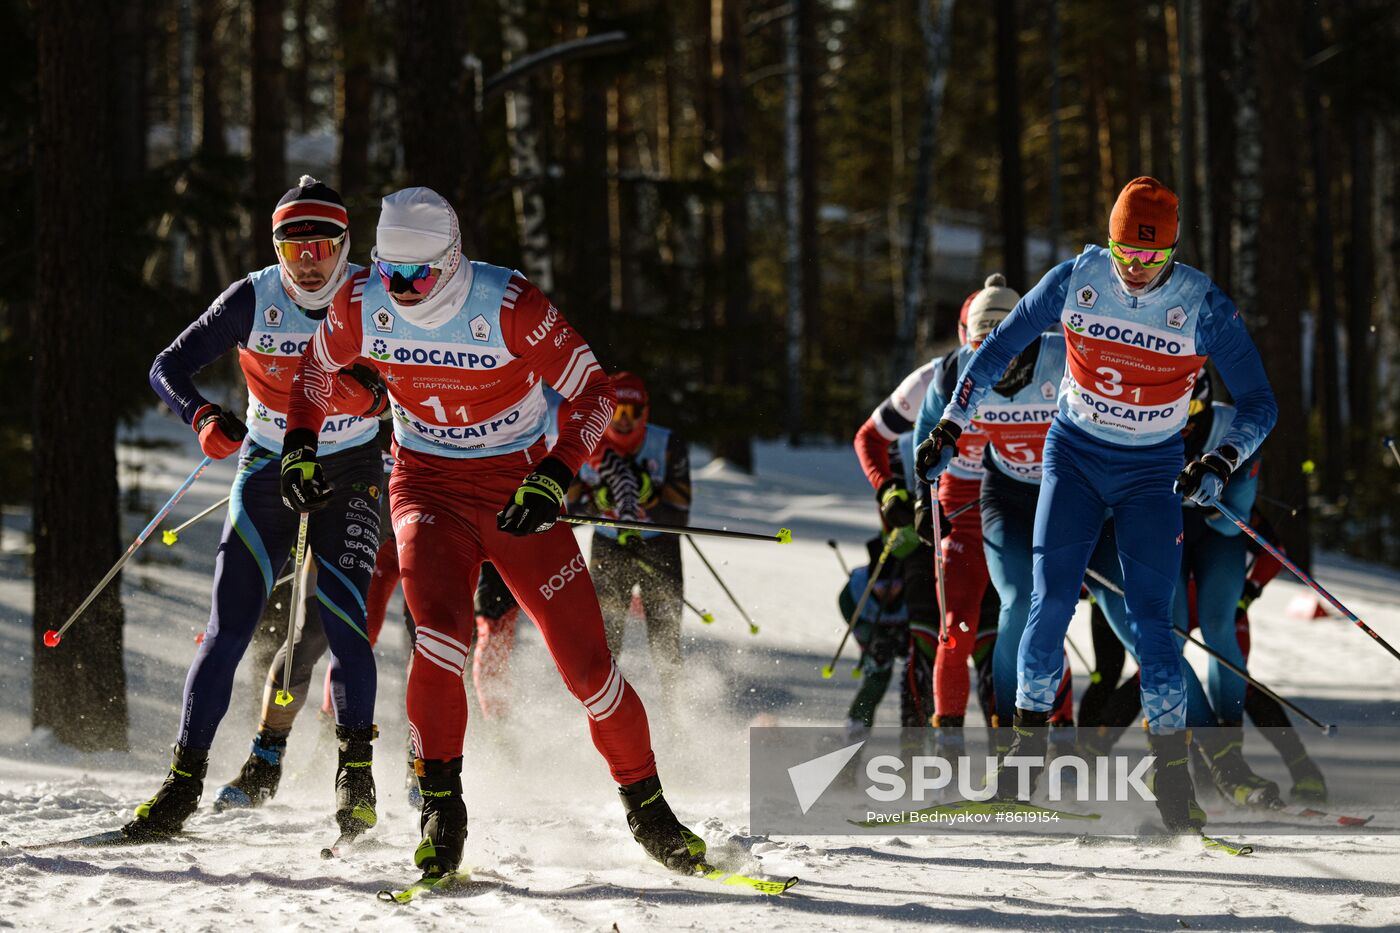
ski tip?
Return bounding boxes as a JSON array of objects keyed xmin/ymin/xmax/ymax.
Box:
[{"xmin": 776, "ymin": 528, "xmax": 793, "ymax": 544}]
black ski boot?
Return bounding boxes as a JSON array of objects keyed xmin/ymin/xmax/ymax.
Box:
[
  {"xmin": 1195, "ymin": 725, "xmax": 1281, "ymax": 808},
  {"xmin": 619, "ymin": 775, "xmax": 706, "ymax": 874},
  {"xmin": 993, "ymin": 708, "xmax": 1049, "ymax": 801},
  {"xmin": 414, "ymin": 758, "xmax": 467, "ymax": 877},
  {"xmin": 124, "ymin": 745, "xmax": 208, "ymax": 839},
  {"xmin": 1147, "ymin": 730, "xmax": 1206, "ymax": 833},
  {"xmin": 1286, "ymin": 752, "xmax": 1327, "ymax": 803},
  {"xmin": 213, "ymin": 731, "xmax": 287, "ymax": 812},
  {"xmin": 335, "ymin": 726, "xmax": 378, "ymax": 838}
]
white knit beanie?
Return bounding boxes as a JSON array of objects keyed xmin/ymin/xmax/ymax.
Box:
[{"xmin": 966, "ymin": 273, "xmax": 1020, "ymax": 343}]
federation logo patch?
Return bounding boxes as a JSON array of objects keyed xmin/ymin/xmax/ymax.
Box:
[
  {"xmin": 1041, "ymin": 381, "xmax": 1056, "ymax": 400},
  {"xmin": 373, "ymin": 307, "xmax": 395, "ymax": 333},
  {"xmin": 1076, "ymin": 285, "xmax": 1098, "ymax": 309},
  {"xmin": 263, "ymin": 306, "xmax": 284, "ymax": 328},
  {"xmin": 1166, "ymin": 306, "xmax": 1187, "ymax": 330},
  {"xmin": 470, "ymin": 314, "xmax": 492, "ymax": 342}
]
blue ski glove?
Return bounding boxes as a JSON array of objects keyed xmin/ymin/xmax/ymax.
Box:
[
  {"xmin": 1175, "ymin": 446, "xmax": 1237, "ymax": 508},
  {"xmin": 915, "ymin": 420, "xmax": 961, "ymax": 482}
]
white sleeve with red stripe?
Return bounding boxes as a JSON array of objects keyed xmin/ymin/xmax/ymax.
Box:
[{"xmin": 502, "ymin": 278, "xmax": 616, "ymax": 473}]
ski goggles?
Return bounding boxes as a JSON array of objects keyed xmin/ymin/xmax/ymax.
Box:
[
  {"xmin": 274, "ymin": 233, "xmax": 345, "ymax": 263},
  {"xmin": 612, "ymin": 403, "xmax": 644, "ymax": 422},
  {"xmin": 1108, "ymin": 239, "xmax": 1174, "ymax": 268},
  {"xmin": 372, "ymin": 256, "xmax": 443, "ymax": 296}
]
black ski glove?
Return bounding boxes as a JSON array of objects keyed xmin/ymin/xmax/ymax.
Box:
[
  {"xmin": 497, "ymin": 457, "xmax": 573, "ymax": 536},
  {"xmin": 916, "ymin": 420, "xmax": 962, "ymax": 482},
  {"xmin": 280, "ymin": 428, "xmax": 333, "ymax": 512}
]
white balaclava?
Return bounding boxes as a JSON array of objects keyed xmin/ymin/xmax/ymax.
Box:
[{"xmin": 374, "ymin": 187, "xmax": 473, "ymax": 328}]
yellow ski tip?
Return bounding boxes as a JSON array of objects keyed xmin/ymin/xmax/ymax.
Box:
[
  {"xmin": 274, "ymin": 690, "xmax": 294, "ymax": 707},
  {"xmin": 162, "ymin": 530, "xmax": 178, "ymax": 546},
  {"xmin": 776, "ymin": 528, "xmax": 793, "ymax": 544}
]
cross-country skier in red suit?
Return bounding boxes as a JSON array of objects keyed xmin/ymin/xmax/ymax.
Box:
[{"xmin": 282, "ymin": 187, "xmax": 704, "ymax": 882}]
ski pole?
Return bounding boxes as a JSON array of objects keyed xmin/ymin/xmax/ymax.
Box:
[
  {"xmin": 685, "ymin": 535, "xmax": 760, "ymax": 634},
  {"xmin": 821, "ymin": 535, "xmax": 896, "ymax": 678},
  {"xmin": 44, "ymin": 456, "xmax": 213, "ymax": 648},
  {"xmin": 685, "ymin": 597, "xmax": 716, "ymax": 625},
  {"xmin": 275, "ymin": 513, "xmax": 311, "ymax": 707},
  {"xmin": 1065, "ymin": 634, "xmax": 1099, "ymax": 684},
  {"xmin": 632, "ymin": 553, "xmax": 715, "ymax": 624},
  {"xmin": 1384, "ymin": 436, "xmax": 1400, "ymax": 469},
  {"xmin": 1256, "ymin": 494, "xmax": 1299, "ymax": 518},
  {"xmin": 561, "ymin": 514, "xmax": 792, "ymax": 545},
  {"xmin": 1082, "ymin": 566, "xmax": 1335, "ymax": 733},
  {"xmin": 928, "ymin": 482, "xmax": 953, "ymax": 646},
  {"xmin": 161, "ymin": 494, "xmax": 231, "ymax": 546},
  {"xmin": 827, "ymin": 539, "xmax": 852, "ymax": 576},
  {"xmin": 1215, "ymin": 502, "xmax": 1400, "ymax": 665},
  {"xmin": 946, "ymin": 497, "xmax": 982, "ymax": 522}
]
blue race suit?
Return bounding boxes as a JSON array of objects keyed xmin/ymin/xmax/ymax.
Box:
[
  {"xmin": 939, "ymin": 248, "xmax": 1276, "ymax": 731},
  {"xmin": 150, "ymin": 268, "xmax": 381, "ymax": 749}
]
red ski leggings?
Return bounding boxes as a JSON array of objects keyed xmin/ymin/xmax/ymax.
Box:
[
  {"xmin": 933, "ymin": 475, "xmax": 991, "ymax": 720},
  {"xmin": 391, "ymin": 441, "xmax": 656, "ymax": 785}
]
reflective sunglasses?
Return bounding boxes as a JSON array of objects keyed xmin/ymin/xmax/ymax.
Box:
[
  {"xmin": 1108, "ymin": 239, "xmax": 1174, "ymax": 268},
  {"xmin": 373, "ymin": 257, "xmax": 442, "ymax": 295},
  {"xmin": 274, "ymin": 233, "xmax": 345, "ymax": 263}
]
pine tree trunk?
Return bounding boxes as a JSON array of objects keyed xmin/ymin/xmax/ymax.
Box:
[
  {"xmin": 1229, "ymin": 0, "xmax": 1260, "ymax": 318},
  {"xmin": 995, "ymin": 0, "xmax": 1026, "ymax": 290},
  {"xmin": 714, "ymin": 0, "xmax": 752, "ymax": 470},
  {"xmin": 337, "ymin": 0, "xmax": 371, "ymax": 197},
  {"xmin": 500, "ymin": 0, "xmax": 555, "ymax": 291},
  {"xmin": 290, "ymin": 0, "xmax": 312, "ymax": 133},
  {"xmin": 797, "ymin": 0, "xmax": 820, "ymax": 388},
  {"xmin": 1252, "ymin": 0, "xmax": 1312, "ymax": 568},
  {"xmin": 1303, "ymin": 4, "xmax": 1344, "ymax": 495},
  {"xmin": 395, "ymin": 0, "xmax": 475, "ymax": 251},
  {"xmin": 1345, "ymin": 112, "xmax": 1375, "ymax": 476},
  {"xmin": 252, "ymin": 0, "xmax": 287, "ymax": 253},
  {"xmin": 33, "ymin": 0, "xmax": 129, "ymax": 752},
  {"xmin": 1201, "ymin": 0, "xmax": 1234, "ymax": 291},
  {"xmin": 897, "ymin": 0, "xmax": 955, "ymax": 377},
  {"xmin": 111, "ymin": 0, "xmax": 148, "ymax": 186},
  {"xmin": 198, "ymin": 0, "xmax": 226, "ymax": 158}
]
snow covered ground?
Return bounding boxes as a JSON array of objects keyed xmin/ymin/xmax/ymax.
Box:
[{"xmin": 3, "ymin": 411, "xmax": 1400, "ymax": 931}]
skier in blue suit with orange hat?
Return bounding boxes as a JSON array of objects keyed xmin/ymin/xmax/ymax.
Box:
[{"xmin": 919, "ymin": 177, "xmax": 1278, "ymax": 832}]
